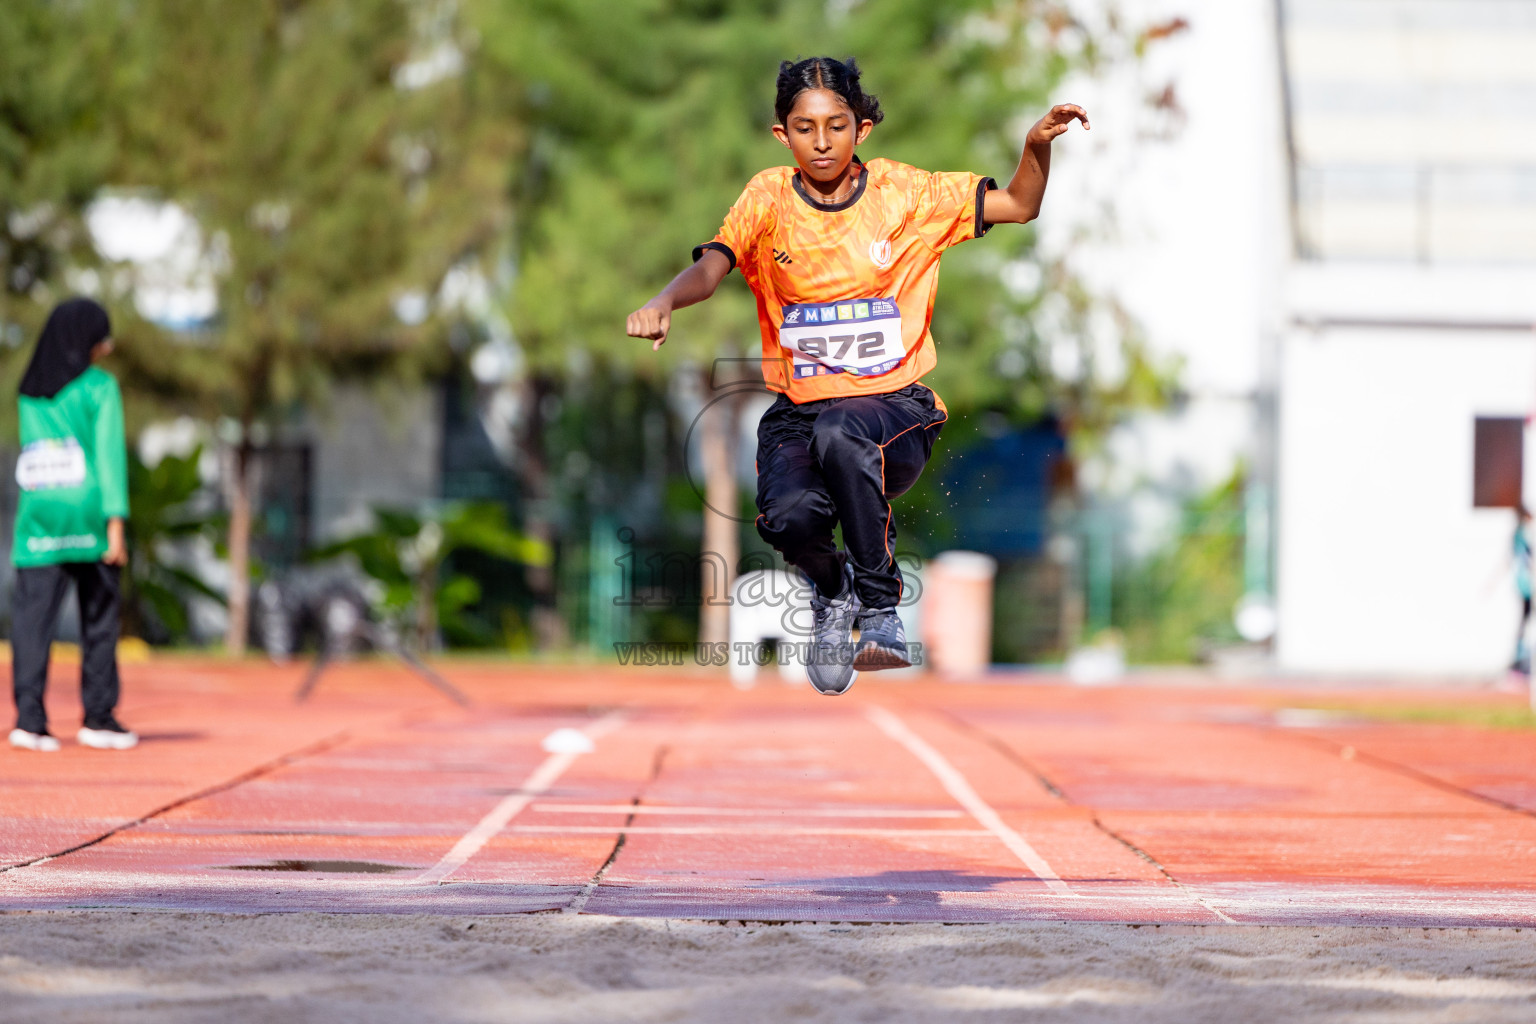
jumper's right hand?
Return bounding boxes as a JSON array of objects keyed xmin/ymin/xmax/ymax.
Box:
[{"xmin": 626, "ymin": 301, "xmax": 672, "ymax": 351}]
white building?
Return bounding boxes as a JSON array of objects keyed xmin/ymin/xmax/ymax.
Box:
[
  {"xmin": 1059, "ymin": 0, "xmax": 1536, "ymax": 675},
  {"xmin": 1274, "ymin": 0, "xmax": 1536, "ymax": 674}
]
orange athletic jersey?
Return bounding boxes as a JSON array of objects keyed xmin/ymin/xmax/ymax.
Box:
[{"xmin": 694, "ymin": 157, "xmax": 995, "ymax": 404}]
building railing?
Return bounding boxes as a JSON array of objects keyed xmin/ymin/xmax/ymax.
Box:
[{"xmin": 1296, "ymin": 163, "xmax": 1536, "ymax": 265}]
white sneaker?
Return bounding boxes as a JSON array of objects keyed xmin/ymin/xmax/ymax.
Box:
[
  {"xmin": 77, "ymin": 719, "xmax": 139, "ymax": 750},
  {"xmin": 10, "ymin": 728, "xmax": 61, "ymax": 752}
]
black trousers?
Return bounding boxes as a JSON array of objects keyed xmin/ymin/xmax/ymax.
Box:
[
  {"xmin": 755, "ymin": 382, "xmax": 946, "ymax": 610},
  {"xmin": 11, "ymin": 562, "xmax": 122, "ymax": 734}
]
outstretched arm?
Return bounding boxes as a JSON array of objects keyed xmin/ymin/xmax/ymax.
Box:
[
  {"xmin": 626, "ymin": 248, "xmax": 733, "ymax": 351},
  {"xmin": 983, "ymin": 103, "xmax": 1090, "ymax": 226}
]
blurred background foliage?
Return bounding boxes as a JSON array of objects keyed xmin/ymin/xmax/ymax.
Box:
[
  {"xmin": 1112, "ymin": 471, "xmax": 1246, "ymax": 663},
  {"xmin": 123, "ymin": 444, "xmax": 225, "ymax": 642},
  {"xmin": 309, "ymin": 502, "xmax": 550, "ymax": 650}
]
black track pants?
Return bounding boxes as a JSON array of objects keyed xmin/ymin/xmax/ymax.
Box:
[
  {"xmin": 11, "ymin": 562, "xmax": 122, "ymax": 734},
  {"xmin": 754, "ymin": 382, "xmax": 946, "ymax": 610}
]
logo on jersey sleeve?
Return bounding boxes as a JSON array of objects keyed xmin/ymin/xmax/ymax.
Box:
[
  {"xmin": 778, "ymin": 298, "xmax": 903, "ymax": 379},
  {"xmin": 868, "ymin": 239, "xmax": 892, "ymax": 268}
]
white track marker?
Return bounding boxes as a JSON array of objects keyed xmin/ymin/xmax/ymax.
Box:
[
  {"xmin": 512, "ymin": 825, "xmax": 992, "ymax": 837},
  {"xmin": 866, "ymin": 705, "xmax": 1072, "ymax": 895},
  {"xmin": 414, "ymin": 712, "xmax": 626, "ymax": 885},
  {"xmin": 531, "ymin": 803, "xmax": 964, "ymax": 818}
]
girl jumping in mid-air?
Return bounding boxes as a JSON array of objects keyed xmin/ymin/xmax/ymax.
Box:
[{"xmin": 627, "ymin": 56, "xmax": 1087, "ymax": 694}]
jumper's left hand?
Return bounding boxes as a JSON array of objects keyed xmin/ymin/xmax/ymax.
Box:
[
  {"xmin": 104, "ymin": 518, "xmax": 127, "ymax": 567},
  {"xmin": 1027, "ymin": 104, "xmax": 1090, "ymax": 145}
]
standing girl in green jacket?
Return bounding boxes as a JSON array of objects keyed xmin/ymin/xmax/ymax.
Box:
[{"xmin": 9, "ymin": 297, "xmax": 136, "ymax": 752}]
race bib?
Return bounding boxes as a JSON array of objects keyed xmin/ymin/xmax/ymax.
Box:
[
  {"xmin": 779, "ymin": 298, "xmax": 904, "ymax": 379},
  {"xmin": 16, "ymin": 439, "xmax": 87, "ymax": 491}
]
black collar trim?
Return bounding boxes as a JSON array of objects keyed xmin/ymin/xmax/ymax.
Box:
[{"xmin": 792, "ymin": 156, "xmax": 868, "ymax": 213}]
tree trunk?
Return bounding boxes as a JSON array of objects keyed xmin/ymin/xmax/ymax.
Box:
[
  {"xmin": 223, "ymin": 439, "xmax": 259, "ymax": 656},
  {"xmin": 697, "ymin": 377, "xmax": 740, "ymax": 647},
  {"xmin": 416, "ymin": 557, "xmax": 439, "ymax": 652},
  {"xmin": 518, "ymin": 374, "xmax": 567, "ymax": 650}
]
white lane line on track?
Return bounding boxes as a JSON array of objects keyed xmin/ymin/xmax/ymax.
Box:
[
  {"xmin": 413, "ymin": 712, "xmax": 626, "ymax": 885},
  {"xmin": 866, "ymin": 705, "xmax": 1073, "ymax": 896},
  {"xmin": 512, "ymin": 826, "xmax": 993, "ymax": 837},
  {"xmin": 530, "ymin": 804, "xmax": 965, "ymax": 818}
]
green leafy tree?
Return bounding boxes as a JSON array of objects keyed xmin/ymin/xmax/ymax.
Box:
[
  {"xmin": 123, "ymin": 444, "xmax": 225, "ymax": 641},
  {"xmin": 103, "ymin": 0, "xmax": 521, "ymax": 654},
  {"xmin": 311, "ymin": 502, "xmax": 551, "ymax": 650},
  {"xmin": 1114, "ymin": 471, "xmax": 1245, "ymax": 662},
  {"xmin": 472, "ymin": 0, "xmax": 1173, "ymax": 642},
  {"xmin": 0, "ymin": 0, "xmax": 123, "ymax": 409}
]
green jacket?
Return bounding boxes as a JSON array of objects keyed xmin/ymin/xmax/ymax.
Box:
[{"xmin": 12, "ymin": 366, "xmax": 128, "ymax": 567}]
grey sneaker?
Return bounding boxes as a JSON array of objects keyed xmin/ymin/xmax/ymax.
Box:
[
  {"xmin": 807, "ymin": 568, "xmax": 860, "ymax": 696},
  {"xmin": 853, "ymin": 607, "xmax": 910, "ymax": 671}
]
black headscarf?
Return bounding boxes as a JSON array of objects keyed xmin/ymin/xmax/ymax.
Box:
[{"xmin": 18, "ymin": 297, "xmax": 112, "ymax": 399}]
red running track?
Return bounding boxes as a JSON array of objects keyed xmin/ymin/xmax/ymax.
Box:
[{"xmin": 3, "ymin": 659, "xmax": 1536, "ymax": 925}]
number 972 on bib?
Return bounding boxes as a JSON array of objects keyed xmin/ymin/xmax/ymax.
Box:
[{"xmin": 778, "ymin": 298, "xmax": 904, "ymax": 379}]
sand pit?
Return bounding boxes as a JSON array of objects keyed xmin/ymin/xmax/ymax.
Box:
[{"xmin": 2, "ymin": 912, "xmax": 1534, "ymax": 1023}]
